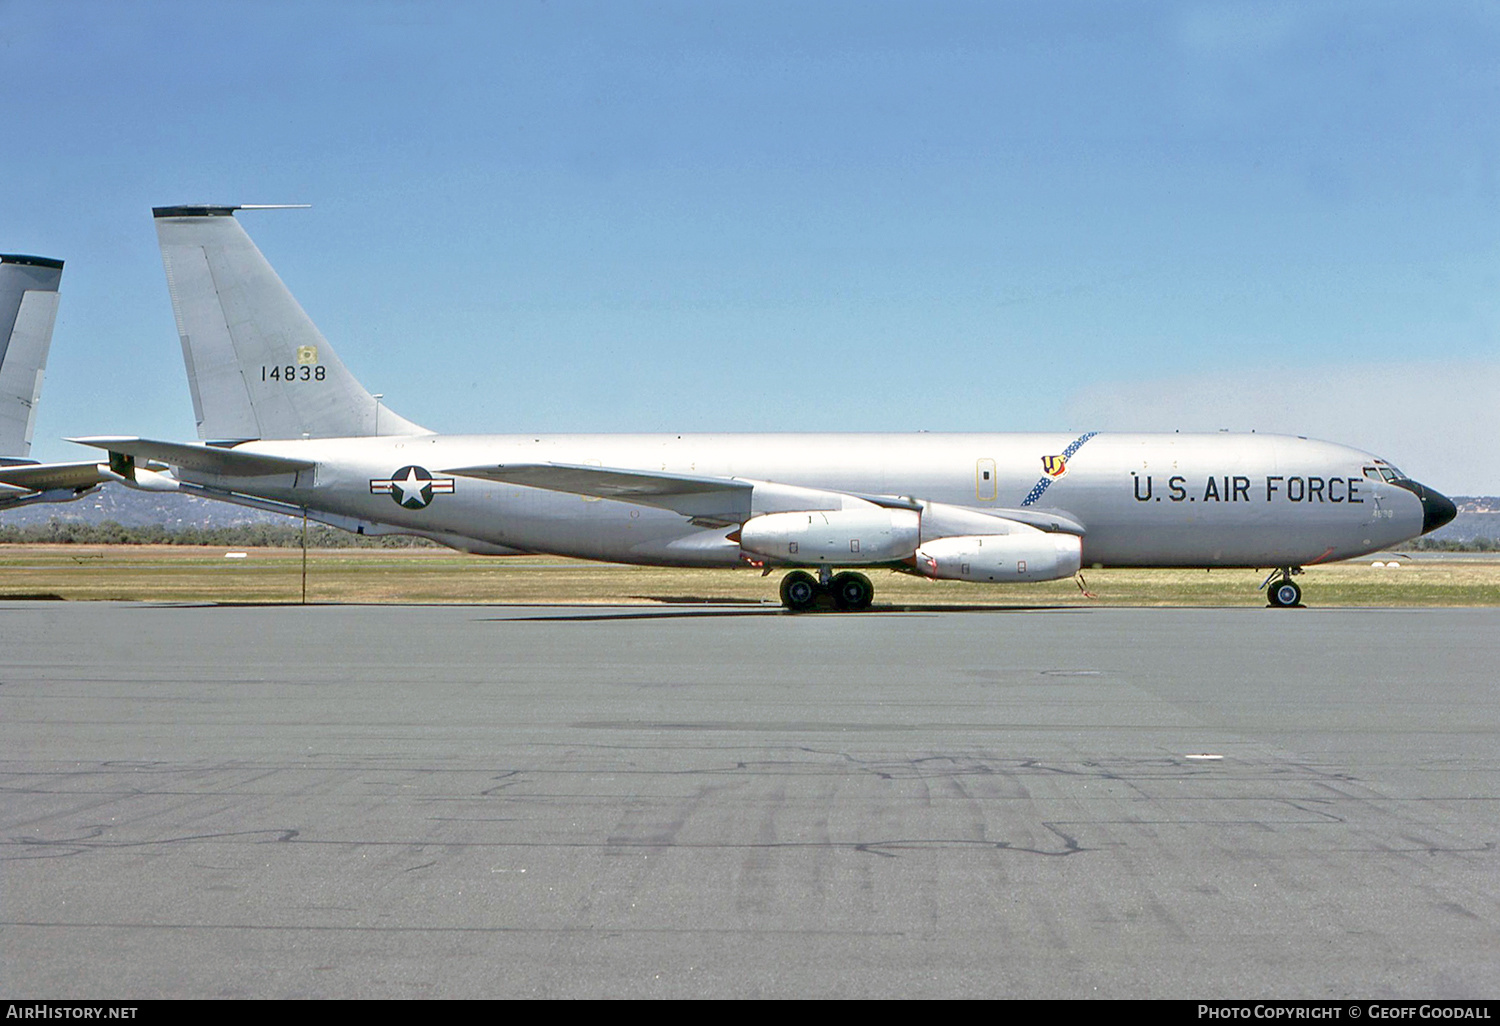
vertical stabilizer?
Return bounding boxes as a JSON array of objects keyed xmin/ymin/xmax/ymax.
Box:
[
  {"xmin": 0, "ymin": 254, "xmax": 63, "ymax": 458},
  {"xmin": 153, "ymin": 206, "xmax": 427, "ymax": 441}
]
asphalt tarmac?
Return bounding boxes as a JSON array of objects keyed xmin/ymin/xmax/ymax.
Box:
[{"xmin": 1, "ymin": 602, "xmax": 1495, "ymax": 999}]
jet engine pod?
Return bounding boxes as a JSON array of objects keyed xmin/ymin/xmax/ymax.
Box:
[
  {"xmin": 740, "ymin": 508, "xmax": 921, "ymax": 565},
  {"xmin": 914, "ymin": 531, "xmax": 1082, "ymax": 582},
  {"xmin": 98, "ymin": 464, "xmax": 181, "ymax": 492}
]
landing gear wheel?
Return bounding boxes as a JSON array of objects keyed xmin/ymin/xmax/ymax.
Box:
[
  {"xmin": 1268, "ymin": 580, "xmax": 1302, "ymax": 608},
  {"xmin": 780, "ymin": 571, "xmax": 819, "ymax": 612},
  {"xmin": 831, "ymin": 571, "xmax": 874, "ymax": 611}
]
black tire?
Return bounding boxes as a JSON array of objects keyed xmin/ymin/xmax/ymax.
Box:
[
  {"xmin": 831, "ymin": 571, "xmax": 874, "ymax": 611},
  {"xmin": 780, "ymin": 571, "xmax": 819, "ymax": 611},
  {"xmin": 1268, "ymin": 580, "xmax": 1302, "ymax": 608}
]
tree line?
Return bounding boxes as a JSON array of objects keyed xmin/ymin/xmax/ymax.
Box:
[{"xmin": 1409, "ymin": 535, "xmax": 1498, "ymax": 552}]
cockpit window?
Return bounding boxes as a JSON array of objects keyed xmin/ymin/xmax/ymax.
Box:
[
  {"xmin": 1379, "ymin": 468, "xmax": 1400, "ymax": 482},
  {"xmin": 1363, "ymin": 466, "xmax": 1380, "ymax": 480}
]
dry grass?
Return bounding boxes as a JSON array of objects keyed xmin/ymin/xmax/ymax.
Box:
[{"xmin": 1, "ymin": 544, "xmax": 1497, "ymax": 607}]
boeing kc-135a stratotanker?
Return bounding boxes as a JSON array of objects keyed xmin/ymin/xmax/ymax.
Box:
[
  {"xmin": 74, "ymin": 205, "xmax": 1456, "ymax": 609},
  {"xmin": 0, "ymin": 254, "xmax": 109, "ymax": 509}
]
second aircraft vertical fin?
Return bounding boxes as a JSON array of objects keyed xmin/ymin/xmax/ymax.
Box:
[{"xmin": 0, "ymin": 254, "xmax": 64, "ymax": 459}]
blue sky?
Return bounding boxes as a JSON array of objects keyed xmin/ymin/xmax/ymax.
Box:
[{"xmin": 5, "ymin": 0, "xmax": 1497, "ymax": 491}]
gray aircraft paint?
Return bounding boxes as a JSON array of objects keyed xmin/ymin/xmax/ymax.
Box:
[
  {"xmin": 155, "ymin": 207, "xmax": 425, "ymax": 441},
  {"xmin": 0, "ymin": 254, "xmax": 111, "ymax": 508},
  {"xmin": 96, "ymin": 430, "xmax": 1429, "ymax": 569},
  {"xmin": 0, "ymin": 255, "xmax": 63, "ymax": 459},
  {"xmin": 79, "ymin": 207, "xmax": 1456, "ymax": 601}
]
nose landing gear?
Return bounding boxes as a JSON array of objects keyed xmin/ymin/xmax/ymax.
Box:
[{"xmin": 779, "ymin": 568, "xmax": 876, "ymax": 611}]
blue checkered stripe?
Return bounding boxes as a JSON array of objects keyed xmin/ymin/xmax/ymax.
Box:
[{"xmin": 1020, "ymin": 431, "xmax": 1098, "ymax": 507}]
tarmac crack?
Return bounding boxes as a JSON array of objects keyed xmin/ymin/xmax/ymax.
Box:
[{"xmin": 856, "ymin": 824, "xmax": 1090, "ymax": 859}]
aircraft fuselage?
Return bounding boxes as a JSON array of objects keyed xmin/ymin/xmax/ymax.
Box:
[{"xmin": 180, "ymin": 430, "xmax": 1435, "ymax": 570}]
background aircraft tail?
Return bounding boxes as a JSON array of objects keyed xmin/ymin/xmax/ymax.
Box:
[
  {"xmin": 0, "ymin": 254, "xmax": 64, "ymax": 458},
  {"xmin": 153, "ymin": 205, "xmax": 427, "ymax": 441}
]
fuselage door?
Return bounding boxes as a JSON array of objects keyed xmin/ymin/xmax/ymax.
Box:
[{"xmin": 976, "ymin": 458, "xmax": 996, "ymax": 502}]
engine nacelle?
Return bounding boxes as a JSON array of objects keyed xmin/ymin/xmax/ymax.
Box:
[
  {"xmin": 740, "ymin": 507, "xmax": 921, "ymax": 565},
  {"xmin": 0, "ymin": 484, "xmax": 102, "ymax": 508},
  {"xmin": 914, "ymin": 531, "xmax": 1081, "ymax": 582},
  {"xmin": 100, "ymin": 465, "xmax": 180, "ymax": 492}
]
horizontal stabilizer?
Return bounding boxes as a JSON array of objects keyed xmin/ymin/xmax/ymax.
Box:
[
  {"xmin": 69, "ymin": 436, "xmax": 315, "ymax": 477},
  {"xmin": 445, "ymin": 462, "xmax": 753, "ymax": 522}
]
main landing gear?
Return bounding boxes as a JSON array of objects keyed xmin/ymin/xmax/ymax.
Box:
[
  {"xmin": 1262, "ymin": 567, "xmax": 1304, "ymax": 608},
  {"xmin": 779, "ymin": 567, "xmax": 875, "ymax": 612}
]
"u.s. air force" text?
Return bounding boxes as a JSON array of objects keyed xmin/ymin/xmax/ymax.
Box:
[{"xmin": 1131, "ymin": 474, "xmax": 1365, "ymax": 503}]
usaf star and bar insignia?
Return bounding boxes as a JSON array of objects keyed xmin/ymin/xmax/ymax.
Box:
[{"xmin": 370, "ymin": 465, "xmax": 455, "ymax": 509}]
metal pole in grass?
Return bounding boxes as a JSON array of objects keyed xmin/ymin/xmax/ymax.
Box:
[{"xmin": 301, "ymin": 506, "xmax": 308, "ymax": 604}]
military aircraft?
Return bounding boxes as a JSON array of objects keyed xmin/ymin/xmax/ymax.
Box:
[
  {"xmin": 0, "ymin": 254, "xmax": 108, "ymax": 509},
  {"xmin": 75, "ymin": 205, "xmax": 1457, "ymax": 609}
]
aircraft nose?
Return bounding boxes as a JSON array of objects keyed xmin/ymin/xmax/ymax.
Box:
[{"xmin": 1413, "ymin": 482, "xmax": 1458, "ymax": 535}]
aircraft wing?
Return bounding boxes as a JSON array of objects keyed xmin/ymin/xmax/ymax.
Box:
[
  {"xmin": 68, "ymin": 437, "xmax": 316, "ymax": 477},
  {"xmin": 445, "ymin": 462, "xmax": 754, "ymax": 524},
  {"xmin": 0, "ymin": 460, "xmax": 109, "ymax": 493},
  {"xmin": 445, "ymin": 463, "xmax": 1091, "ymax": 537},
  {"xmin": 977, "ymin": 506, "xmax": 1086, "ymax": 536},
  {"xmin": 0, "ymin": 459, "xmax": 108, "ymax": 508}
]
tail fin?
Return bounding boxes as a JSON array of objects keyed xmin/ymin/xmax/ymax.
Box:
[
  {"xmin": 153, "ymin": 205, "xmax": 427, "ymax": 441},
  {"xmin": 0, "ymin": 254, "xmax": 64, "ymax": 458}
]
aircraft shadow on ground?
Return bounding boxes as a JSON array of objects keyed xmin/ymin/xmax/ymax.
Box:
[
  {"xmin": 104, "ymin": 600, "xmax": 1089, "ymax": 621},
  {"xmin": 487, "ymin": 603, "xmax": 1089, "ymax": 622}
]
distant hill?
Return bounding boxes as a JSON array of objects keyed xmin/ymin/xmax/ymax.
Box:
[
  {"xmin": 1425, "ymin": 497, "xmax": 1499, "ymax": 546},
  {"xmin": 3, "ymin": 483, "xmax": 1496, "ymax": 545},
  {"xmin": 1, "ymin": 482, "xmax": 288, "ymax": 528}
]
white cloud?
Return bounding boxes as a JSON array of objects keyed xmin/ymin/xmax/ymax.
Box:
[{"xmin": 1063, "ymin": 361, "xmax": 1499, "ymax": 495}]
